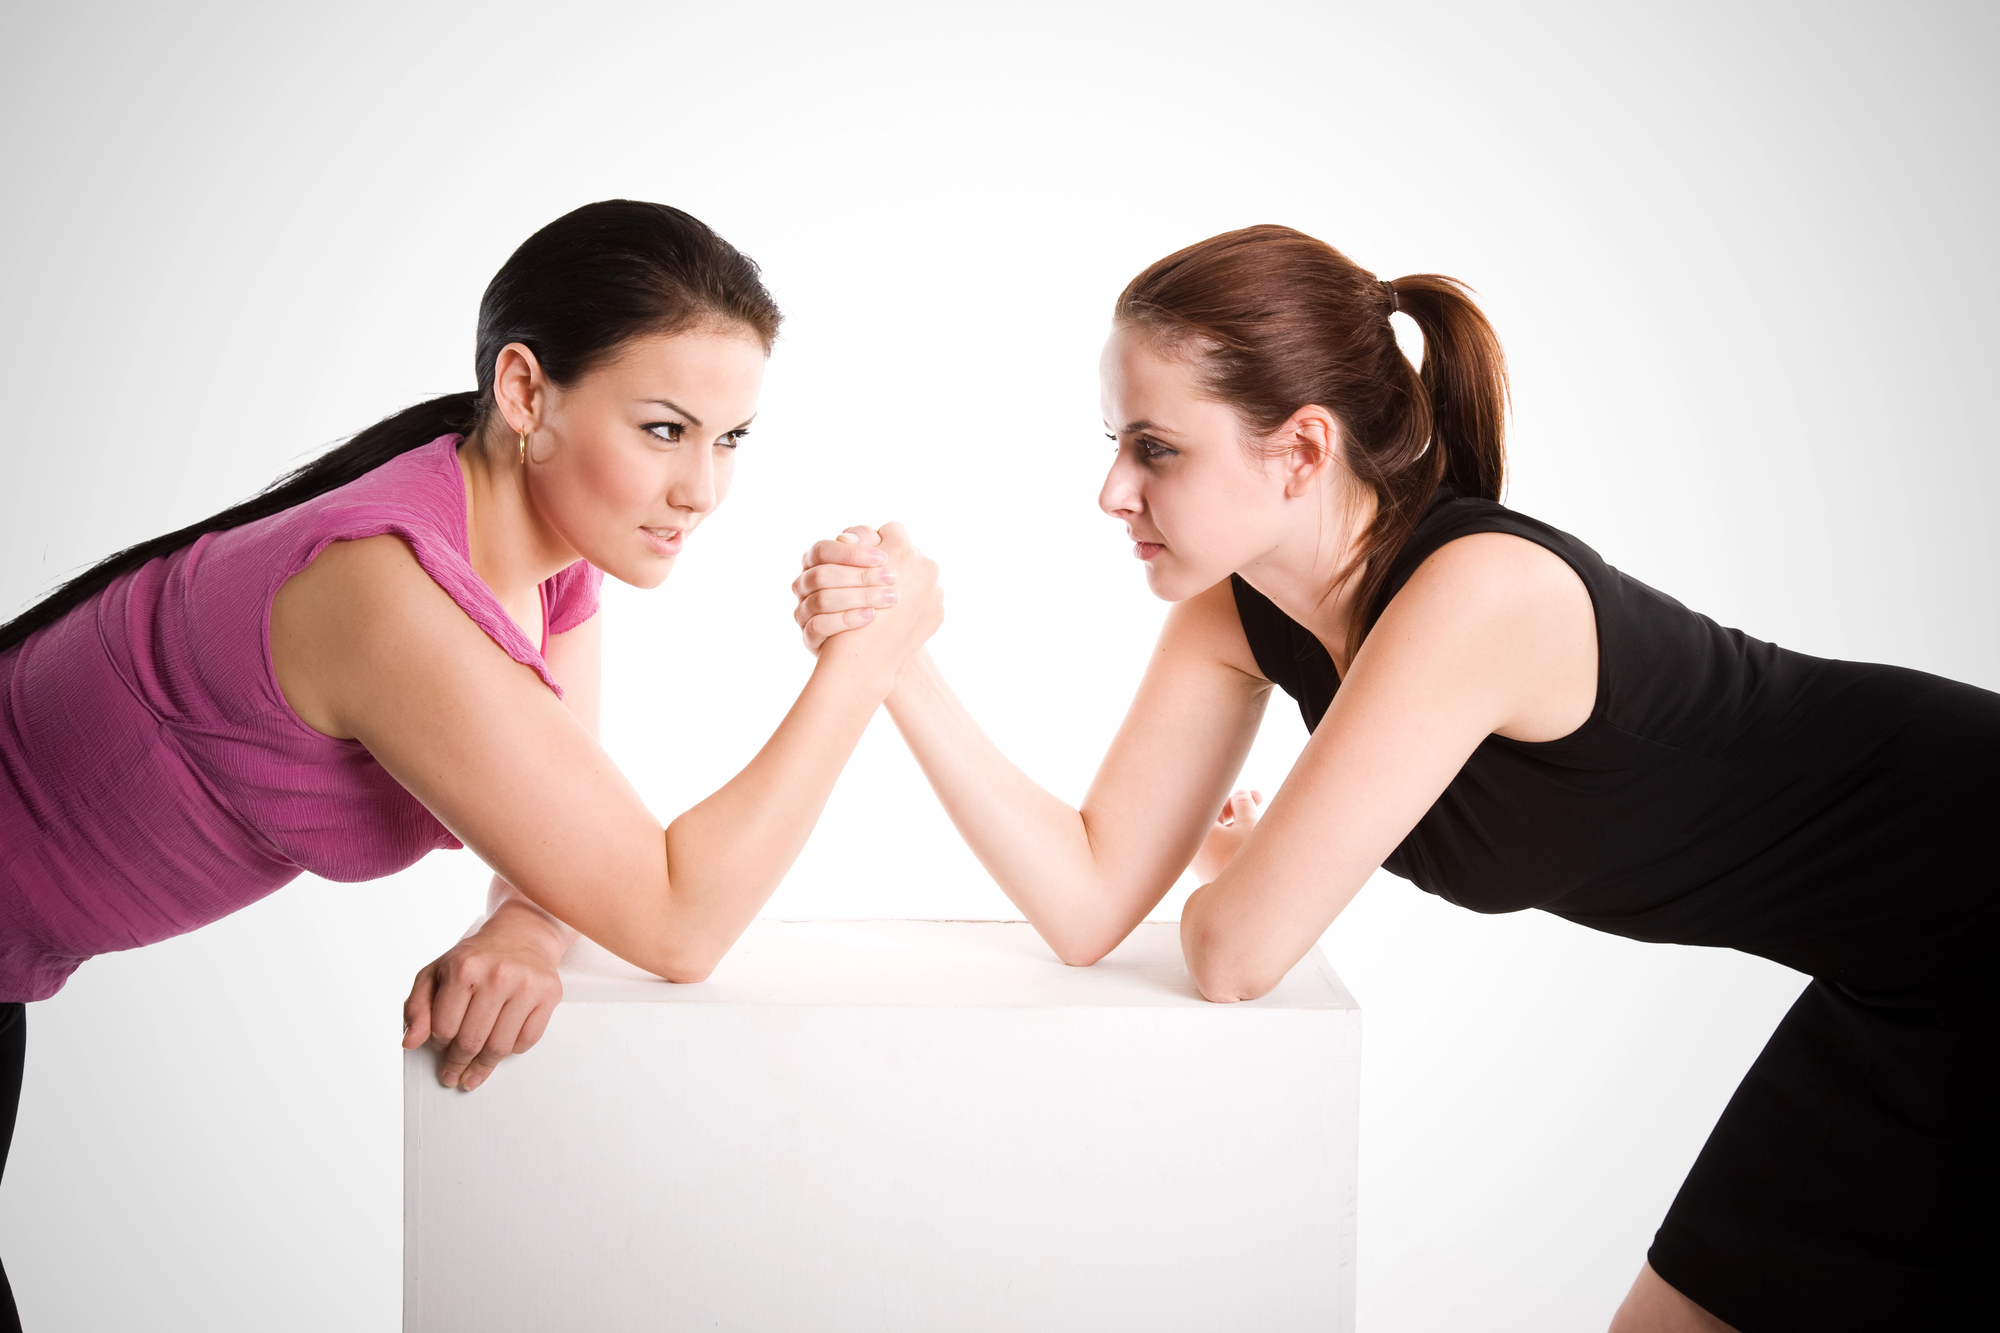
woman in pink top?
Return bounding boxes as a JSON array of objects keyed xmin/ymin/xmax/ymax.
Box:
[{"xmin": 0, "ymin": 201, "xmax": 936, "ymax": 1325}]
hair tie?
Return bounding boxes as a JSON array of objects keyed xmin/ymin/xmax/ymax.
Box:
[{"xmin": 1381, "ymin": 279, "xmax": 1399, "ymax": 314}]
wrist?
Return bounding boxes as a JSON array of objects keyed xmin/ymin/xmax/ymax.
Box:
[
  {"xmin": 810, "ymin": 635, "xmax": 902, "ymax": 702},
  {"xmin": 480, "ymin": 898, "xmax": 569, "ymax": 966},
  {"xmin": 884, "ymin": 648, "xmax": 940, "ymax": 712}
]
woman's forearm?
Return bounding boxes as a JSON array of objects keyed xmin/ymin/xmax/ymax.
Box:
[
  {"xmin": 885, "ymin": 650, "xmax": 1131, "ymax": 964},
  {"xmin": 652, "ymin": 645, "xmax": 898, "ymax": 977}
]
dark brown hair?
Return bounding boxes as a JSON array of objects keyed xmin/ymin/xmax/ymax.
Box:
[
  {"xmin": 1115, "ymin": 224, "xmax": 1507, "ymax": 658},
  {"xmin": 1, "ymin": 200, "xmax": 781, "ymax": 653}
]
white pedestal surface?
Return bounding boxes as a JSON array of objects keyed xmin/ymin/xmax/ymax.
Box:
[{"xmin": 404, "ymin": 920, "xmax": 1360, "ymax": 1332}]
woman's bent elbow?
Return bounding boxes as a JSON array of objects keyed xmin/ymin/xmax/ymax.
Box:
[
  {"xmin": 645, "ymin": 942, "xmax": 723, "ymax": 985},
  {"xmin": 1181, "ymin": 906, "xmax": 1279, "ymax": 1002},
  {"xmin": 1046, "ymin": 929, "xmax": 1115, "ymax": 968},
  {"xmin": 1189, "ymin": 962, "xmax": 1278, "ymax": 1004}
]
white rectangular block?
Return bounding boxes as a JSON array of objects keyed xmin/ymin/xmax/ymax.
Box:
[{"xmin": 405, "ymin": 920, "xmax": 1360, "ymax": 1332}]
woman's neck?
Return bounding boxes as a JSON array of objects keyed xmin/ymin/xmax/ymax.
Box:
[
  {"xmin": 1235, "ymin": 477, "xmax": 1378, "ymax": 676},
  {"xmin": 455, "ymin": 428, "xmax": 582, "ymax": 611}
]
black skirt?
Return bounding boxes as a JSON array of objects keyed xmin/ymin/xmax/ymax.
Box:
[{"xmin": 1650, "ymin": 978, "xmax": 1993, "ymax": 1330}]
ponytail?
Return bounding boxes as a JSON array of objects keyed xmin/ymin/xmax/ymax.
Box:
[
  {"xmin": 1, "ymin": 199, "xmax": 781, "ymax": 656},
  {"xmin": 1388, "ymin": 273, "xmax": 1507, "ymax": 503},
  {"xmin": 1337, "ymin": 273, "xmax": 1508, "ymax": 654},
  {"xmin": 1115, "ymin": 225, "xmax": 1508, "ymax": 659}
]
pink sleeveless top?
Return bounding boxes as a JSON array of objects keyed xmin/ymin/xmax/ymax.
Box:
[{"xmin": 0, "ymin": 435, "xmax": 604, "ymax": 1001}]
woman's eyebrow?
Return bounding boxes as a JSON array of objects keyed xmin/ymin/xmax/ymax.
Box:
[
  {"xmin": 642, "ymin": 398, "xmax": 701, "ymax": 428},
  {"xmin": 1114, "ymin": 419, "xmax": 1177, "ymax": 436}
]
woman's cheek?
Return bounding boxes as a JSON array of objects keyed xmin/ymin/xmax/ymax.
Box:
[
  {"xmin": 588, "ymin": 446, "xmax": 654, "ymax": 519},
  {"xmin": 568, "ymin": 452, "xmax": 650, "ymax": 565}
]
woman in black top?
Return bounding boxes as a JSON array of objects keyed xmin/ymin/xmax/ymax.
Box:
[{"xmin": 793, "ymin": 225, "xmax": 1994, "ymax": 1331}]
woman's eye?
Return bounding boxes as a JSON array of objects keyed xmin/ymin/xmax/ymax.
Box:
[
  {"xmin": 1108, "ymin": 432, "xmax": 1176, "ymax": 460},
  {"xmin": 719, "ymin": 429, "xmax": 749, "ymax": 450},
  {"xmin": 646, "ymin": 422, "xmax": 686, "ymax": 444}
]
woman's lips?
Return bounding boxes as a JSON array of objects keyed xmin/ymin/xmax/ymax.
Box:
[
  {"xmin": 641, "ymin": 526, "xmax": 684, "ymax": 557},
  {"xmin": 1133, "ymin": 541, "xmax": 1164, "ymax": 561}
]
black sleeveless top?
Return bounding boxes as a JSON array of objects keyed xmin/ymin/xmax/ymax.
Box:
[{"xmin": 1230, "ymin": 488, "xmax": 1997, "ymax": 996}]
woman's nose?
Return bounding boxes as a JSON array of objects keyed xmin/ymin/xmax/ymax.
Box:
[
  {"xmin": 1098, "ymin": 456, "xmax": 1140, "ymax": 519},
  {"xmin": 669, "ymin": 448, "xmax": 719, "ymax": 515}
]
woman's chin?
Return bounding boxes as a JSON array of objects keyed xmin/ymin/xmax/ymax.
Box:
[
  {"xmin": 599, "ymin": 552, "xmax": 675, "ymax": 590},
  {"xmin": 1141, "ymin": 561, "xmax": 1209, "ymax": 603}
]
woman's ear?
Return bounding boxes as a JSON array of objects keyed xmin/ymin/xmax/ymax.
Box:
[
  {"xmin": 1278, "ymin": 405, "xmax": 1341, "ymax": 499},
  {"xmin": 490, "ymin": 342, "xmax": 548, "ymax": 435}
]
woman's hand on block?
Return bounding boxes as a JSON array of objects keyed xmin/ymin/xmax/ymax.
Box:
[
  {"xmin": 402, "ymin": 904, "xmax": 566, "ymax": 1092},
  {"xmin": 793, "ymin": 523, "xmax": 943, "ymax": 659},
  {"xmin": 1192, "ymin": 789, "xmax": 1265, "ymax": 885}
]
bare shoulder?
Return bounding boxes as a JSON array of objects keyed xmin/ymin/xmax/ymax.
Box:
[
  {"xmin": 270, "ymin": 534, "xmax": 503, "ymax": 738},
  {"xmin": 273, "ymin": 533, "xmax": 460, "ymax": 648},
  {"xmin": 1390, "ymin": 531, "xmax": 1591, "ymax": 629},
  {"xmin": 1159, "ymin": 577, "xmax": 1268, "ymax": 685},
  {"xmin": 1362, "ymin": 532, "xmax": 1597, "ymax": 743}
]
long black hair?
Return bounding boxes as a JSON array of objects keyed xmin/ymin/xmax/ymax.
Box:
[{"xmin": 0, "ymin": 200, "xmax": 782, "ymax": 654}]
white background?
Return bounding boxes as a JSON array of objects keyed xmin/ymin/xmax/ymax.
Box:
[{"xmin": 1, "ymin": 1, "xmax": 1994, "ymax": 1329}]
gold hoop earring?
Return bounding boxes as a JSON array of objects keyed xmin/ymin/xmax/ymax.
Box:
[{"xmin": 518, "ymin": 431, "xmax": 528, "ymax": 466}]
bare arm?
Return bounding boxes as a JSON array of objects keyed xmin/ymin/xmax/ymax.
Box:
[
  {"xmin": 481, "ymin": 608, "xmax": 598, "ymax": 962},
  {"xmin": 1180, "ymin": 533, "xmax": 1598, "ymax": 1001},
  {"xmin": 275, "ymin": 528, "xmax": 937, "ymax": 992},
  {"xmin": 399, "ymin": 612, "xmax": 599, "ymax": 1088},
  {"xmin": 856, "ymin": 574, "xmax": 1272, "ymax": 965}
]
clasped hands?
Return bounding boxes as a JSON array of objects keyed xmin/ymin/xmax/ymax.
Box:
[{"xmin": 791, "ymin": 522, "xmax": 943, "ymax": 662}]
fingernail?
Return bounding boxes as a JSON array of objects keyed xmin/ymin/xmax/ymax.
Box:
[
  {"xmin": 879, "ymin": 568, "xmax": 897, "ymax": 584},
  {"xmin": 856, "ymin": 607, "xmax": 876, "ymax": 622},
  {"xmin": 879, "ymin": 590, "xmax": 899, "ymax": 605},
  {"xmin": 463, "ymin": 1075, "xmax": 482, "ymax": 1091},
  {"xmin": 835, "ymin": 532, "xmax": 858, "ymax": 544},
  {"xmin": 867, "ymin": 552, "xmax": 886, "ymax": 565}
]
